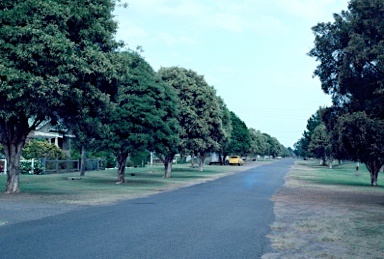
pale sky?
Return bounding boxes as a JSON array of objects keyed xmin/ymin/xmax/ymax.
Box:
[{"xmin": 113, "ymin": 0, "xmax": 350, "ymax": 148}]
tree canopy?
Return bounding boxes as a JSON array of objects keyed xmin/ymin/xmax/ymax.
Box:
[
  {"xmin": 158, "ymin": 67, "xmax": 226, "ymax": 172},
  {"xmin": 98, "ymin": 52, "xmax": 179, "ymax": 183},
  {"xmin": 294, "ymin": 109, "xmax": 323, "ymax": 158},
  {"xmin": 308, "ymin": 124, "xmax": 330, "ymax": 165},
  {"xmin": 225, "ymin": 111, "xmax": 251, "ymax": 156},
  {"xmin": 0, "ymin": 0, "xmax": 121, "ymax": 193},
  {"xmin": 308, "ymin": 0, "xmax": 384, "ymax": 185},
  {"xmin": 309, "ymin": 0, "xmax": 384, "ymax": 114},
  {"xmin": 333, "ymin": 112, "xmax": 384, "ymax": 185}
]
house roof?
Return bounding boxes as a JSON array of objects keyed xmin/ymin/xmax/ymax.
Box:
[{"xmin": 28, "ymin": 131, "xmax": 62, "ymax": 139}]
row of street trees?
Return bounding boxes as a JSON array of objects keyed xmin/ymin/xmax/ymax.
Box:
[
  {"xmin": 295, "ymin": 0, "xmax": 384, "ymax": 186},
  {"xmin": 0, "ymin": 0, "xmax": 289, "ymax": 193}
]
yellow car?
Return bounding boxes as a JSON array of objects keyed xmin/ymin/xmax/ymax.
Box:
[{"xmin": 228, "ymin": 155, "xmax": 243, "ymax": 166}]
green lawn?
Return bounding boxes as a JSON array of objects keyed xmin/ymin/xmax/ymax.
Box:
[
  {"xmin": 292, "ymin": 160, "xmax": 384, "ymax": 191},
  {"xmin": 267, "ymin": 160, "xmax": 384, "ymax": 258},
  {"xmin": 0, "ymin": 163, "xmax": 250, "ymax": 205}
]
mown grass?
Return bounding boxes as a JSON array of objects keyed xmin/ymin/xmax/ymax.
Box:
[
  {"xmin": 0, "ymin": 162, "xmax": 252, "ymax": 205},
  {"xmin": 266, "ymin": 160, "xmax": 384, "ymax": 259},
  {"xmin": 290, "ymin": 160, "xmax": 384, "ymax": 191}
]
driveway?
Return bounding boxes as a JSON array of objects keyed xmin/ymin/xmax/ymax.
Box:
[{"xmin": 0, "ymin": 159, "xmax": 293, "ymax": 258}]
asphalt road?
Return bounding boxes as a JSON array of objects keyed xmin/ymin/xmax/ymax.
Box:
[{"xmin": 0, "ymin": 159, "xmax": 293, "ymax": 259}]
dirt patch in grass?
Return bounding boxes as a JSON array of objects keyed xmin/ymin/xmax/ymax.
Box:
[{"xmin": 263, "ymin": 161, "xmax": 384, "ymax": 259}]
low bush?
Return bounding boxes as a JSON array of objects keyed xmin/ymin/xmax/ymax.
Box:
[{"xmin": 20, "ymin": 160, "xmax": 44, "ymax": 174}]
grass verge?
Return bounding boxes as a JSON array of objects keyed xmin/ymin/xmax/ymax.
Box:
[
  {"xmin": 264, "ymin": 160, "xmax": 384, "ymax": 259},
  {"xmin": 0, "ymin": 162, "xmax": 260, "ymax": 205}
]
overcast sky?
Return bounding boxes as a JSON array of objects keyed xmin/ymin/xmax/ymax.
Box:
[{"xmin": 113, "ymin": 0, "xmax": 349, "ymax": 148}]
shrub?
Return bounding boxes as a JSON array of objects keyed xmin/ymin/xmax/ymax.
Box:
[
  {"xmin": 129, "ymin": 149, "xmax": 150, "ymax": 167},
  {"xmin": 0, "ymin": 144, "xmax": 4, "ymax": 159},
  {"xmin": 20, "ymin": 160, "xmax": 44, "ymax": 174},
  {"xmin": 23, "ymin": 139, "xmax": 66, "ymax": 160},
  {"xmin": 0, "ymin": 160, "xmax": 4, "ymax": 172}
]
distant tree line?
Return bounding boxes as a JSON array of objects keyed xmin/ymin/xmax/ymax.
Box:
[{"xmin": 295, "ymin": 0, "xmax": 384, "ymax": 186}]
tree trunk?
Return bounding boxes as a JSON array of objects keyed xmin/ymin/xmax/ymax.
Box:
[
  {"xmin": 328, "ymin": 154, "xmax": 334, "ymax": 169},
  {"xmin": 190, "ymin": 154, "xmax": 195, "ymax": 168},
  {"xmin": 223, "ymin": 154, "xmax": 228, "ymax": 165},
  {"xmin": 80, "ymin": 146, "xmax": 86, "ymax": 176},
  {"xmin": 163, "ymin": 154, "xmax": 175, "ymax": 178},
  {"xmin": 3, "ymin": 141, "xmax": 25, "ymax": 194},
  {"xmin": 197, "ymin": 153, "xmax": 207, "ymax": 172},
  {"xmin": 218, "ymin": 153, "xmax": 223, "ymax": 165},
  {"xmin": 1, "ymin": 116, "xmax": 39, "ymax": 193},
  {"xmin": 198, "ymin": 158, "xmax": 204, "ymax": 172},
  {"xmin": 322, "ymin": 153, "xmax": 327, "ymax": 166},
  {"xmin": 116, "ymin": 153, "xmax": 128, "ymax": 183},
  {"xmin": 365, "ymin": 160, "xmax": 382, "ymax": 186}
]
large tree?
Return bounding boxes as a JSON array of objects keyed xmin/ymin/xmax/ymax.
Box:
[
  {"xmin": 158, "ymin": 67, "xmax": 226, "ymax": 172},
  {"xmin": 309, "ymin": 0, "xmax": 384, "ymax": 115},
  {"xmin": 309, "ymin": 0, "xmax": 384, "ymax": 185},
  {"xmin": 217, "ymin": 97, "xmax": 232, "ymax": 164},
  {"xmin": 149, "ymin": 75, "xmax": 180, "ymax": 178},
  {"xmin": 333, "ymin": 112, "xmax": 384, "ymax": 186},
  {"xmin": 308, "ymin": 124, "xmax": 330, "ymax": 166},
  {"xmin": 262, "ymin": 133, "xmax": 283, "ymax": 158},
  {"xmin": 0, "ymin": 0, "xmax": 120, "ymax": 193},
  {"xmin": 226, "ymin": 112, "xmax": 251, "ymax": 157},
  {"xmin": 295, "ymin": 109, "xmax": 323, "ymax": 159},
  {"xmin": 101, "ymin": 52, "xmax": 178, "ymax": 183}
]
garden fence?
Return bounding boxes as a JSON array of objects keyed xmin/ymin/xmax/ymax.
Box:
[
  {"xmin": 0, "ymin": 158, "xmax": 103, "ymax": 175},
  {"xmin": 40, "ymin": 158, "xmax": 103, "ymax": 174}
]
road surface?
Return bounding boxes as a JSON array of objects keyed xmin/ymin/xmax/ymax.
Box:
[{"xmin": 0, "ymin": 159, "xmax": 293, "ymax": 258}]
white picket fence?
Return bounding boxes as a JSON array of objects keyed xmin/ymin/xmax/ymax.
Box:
[
  {"xmin": 0, "ymin": 158, "xmax": 102, "ymax": 175},
  {"xmin": 0, "ymin": 159, "xmax": 6, "ymax": 175},
  {"xmin": 1, "ymin": 159, "xmax": 37, "ymax": 175}
]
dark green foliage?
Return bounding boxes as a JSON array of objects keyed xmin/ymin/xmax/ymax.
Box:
[
  {"xmin": 217, "ymin": 97, "xmax": 232, "ymax": 162},
  {"xmin": 294, "ymin": 108, "xmax": 324, "ymax": 158},
  {"xmin": 70, "ymin": 148, "xmax": 116, "ymax": 168},
  {"xmin": 309, "ymin": 0, "xmax": 384, "ymax": 114},
  {"xmin": 105, "ymin": 51, "xmax": 176, "ymax": 155},
  {"xmin": 100, "ymin": 51, "xmax": 179, "ymax": 182},
  {"xmin": 308, "ymin": 124, "xmax": 330, "ymax": 164},
  {"xmin": 158, "ymin": 67, "xmax": 226, "ymax": 172},
  {"xmin": 102, "ymin": 152, "xmax": 116, "ymax": 168},
  {"xmin": 249, "ymin": 128, "xmax": 288, "ymax": 157},
  {"xmin": 129, "ymin": 149, "xmax": 150, "ymax": 167},
  {"xmin": 332, "ymin": 112, "xmax": 384, "ymax": 185},
  {"xmin": 333, "ymin": 112, "xmax": 384, "ymax": 165},
  {"xmin": 309, "ymin": 0, "xmax": 384, "ymax": 184},
  {"xmin": 159, "ymin": 67, "xmax": 225, "ymax": 154},
  {"xmin": 263, "ymin": 133, "xmax": 285, "ymax": 158},
  {"xmin": 226, "ymin": 111, "xmax": 251, "ymax": 156},
  {"xmin": 0, "ymin": 0, "xmax": 121, "ymax": 193}
]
